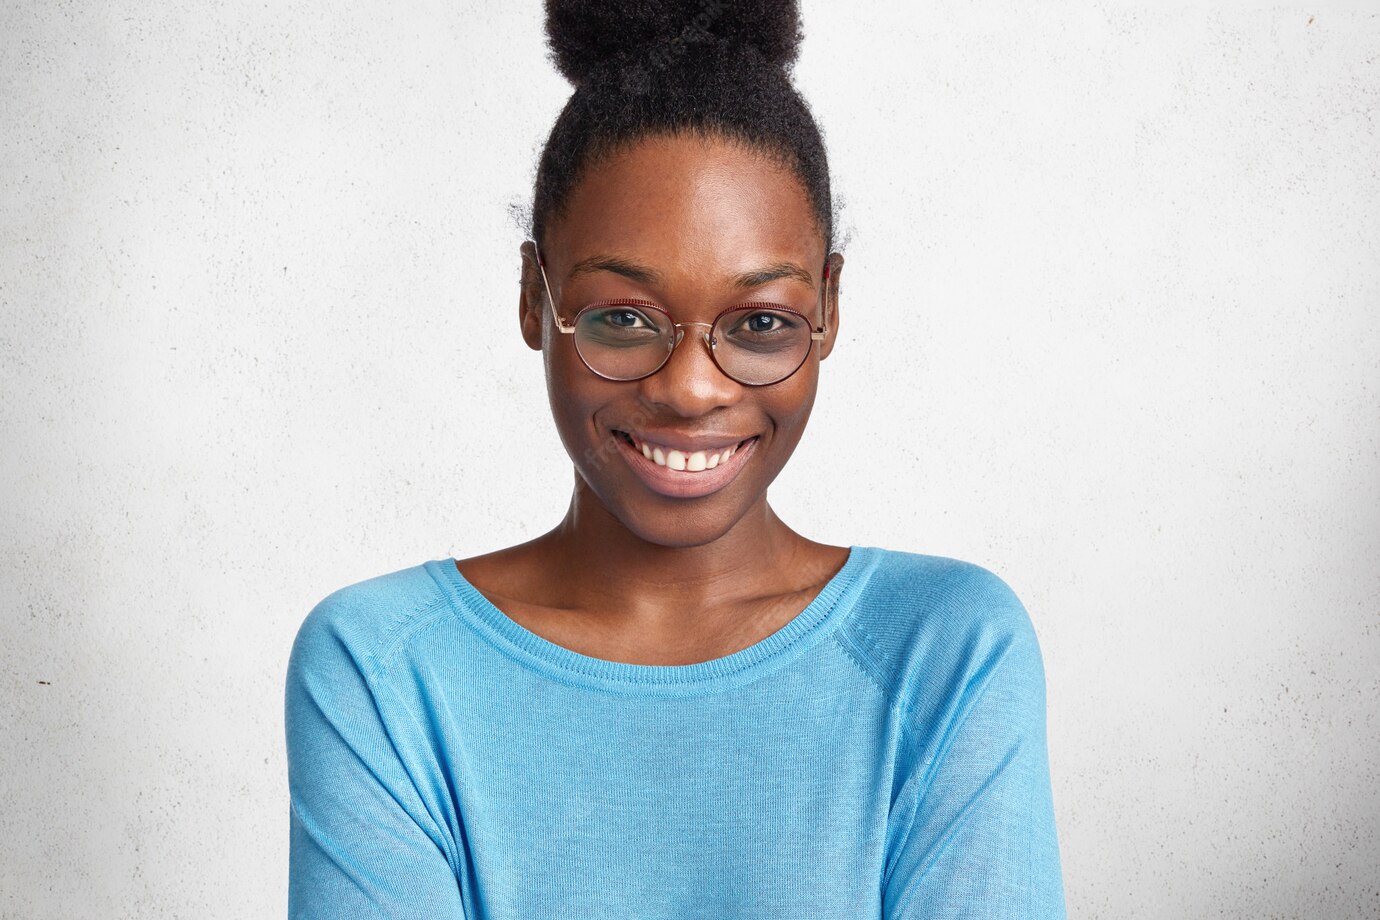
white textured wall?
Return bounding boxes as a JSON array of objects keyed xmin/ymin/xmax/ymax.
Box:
[{"xmin": 2, "ymin": 1, "xmax": 1377, "ymax": 917}]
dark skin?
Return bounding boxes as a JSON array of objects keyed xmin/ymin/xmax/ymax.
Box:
[{"xmin": 455, "ymin": 131, "xmax": 849, "ymax": 666}]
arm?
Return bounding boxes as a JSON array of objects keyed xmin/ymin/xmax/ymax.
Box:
[
  {"xmin": 882, "ymin": 591, "xmax": 1066, "ymax": 919},
  {"xmin": 285, "ymin": 601, "xmax": 466, "ymax": 919}
]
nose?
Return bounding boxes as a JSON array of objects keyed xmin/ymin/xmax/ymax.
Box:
[{"xmin": 638, "ymin": 321, "xmax": 740, "ymax": 416}]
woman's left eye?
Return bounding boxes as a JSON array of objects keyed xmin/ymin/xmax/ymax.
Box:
[{"xmin": 747, "ymin": 312, "xmax": 781, "ymax": 332}]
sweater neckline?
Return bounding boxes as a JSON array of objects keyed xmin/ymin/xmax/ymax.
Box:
[{"xmin": 424, "ymin": 544, "xmax": 880, "ymax": 698}]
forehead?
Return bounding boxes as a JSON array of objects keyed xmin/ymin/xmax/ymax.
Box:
[{"xmin": 547, "ymin": 133, "xmax": 824, "ymax": 272}]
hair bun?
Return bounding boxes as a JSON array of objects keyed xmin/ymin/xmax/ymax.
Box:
[{"xmin": 544, "ymin": 0, "xmax": 803, "ymax": 87}]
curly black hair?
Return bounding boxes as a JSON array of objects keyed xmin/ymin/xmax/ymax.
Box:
[{"xmin": 532, "ymin": 0, "xmax": 835, "ymax": 253}]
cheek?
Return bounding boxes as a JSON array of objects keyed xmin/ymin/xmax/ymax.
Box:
[
  {"xmin": 761, "ymin": 366, "xmax": 820, "ymax": 451},
  {"xmin": 780, "ymin": 360, "xmax": 821, "ymax": 419},
  {"xmin": 543, "ymin": 328, "xmax": 593, "ymax": 401},
  {"xmin": 542, "ymin": 325, "xmax": 573, "ymax": 382},
  {"xmin": 544, "ymin": 341, "xmax": 622, "ymax": 461}
]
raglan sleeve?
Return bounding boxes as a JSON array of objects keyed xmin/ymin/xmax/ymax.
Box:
[
  {"xmin": 881, "ymin": 571, "xmax": 1067, "ymax": 920},
  {"xmin": 284, "ymin": 595, "xmax": 467, "ymax": 919}
]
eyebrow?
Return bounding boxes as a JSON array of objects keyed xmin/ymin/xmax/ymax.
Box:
[{"xmin": 567, "ymin": 255, "xmax": 816, "ymax": 291}]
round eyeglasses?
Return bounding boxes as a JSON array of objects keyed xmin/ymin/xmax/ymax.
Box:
[{"xmin": 532, "ymin": 242, "xmax": 829, "ymax": 387}]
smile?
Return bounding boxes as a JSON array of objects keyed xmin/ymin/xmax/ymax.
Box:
[
  {"xmin": 618, "ymin": 431, "xmax": 753, "ymax": 471},
  {"xmin": 611, "ymin": 430, "xmax": 760, "ymax": 499}
]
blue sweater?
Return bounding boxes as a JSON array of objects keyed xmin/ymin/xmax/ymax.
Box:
[{"xmin": 285, "ymin": 545, "xmax": 1066, "ymax": 919}]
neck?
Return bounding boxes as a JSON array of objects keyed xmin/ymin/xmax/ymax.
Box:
[{"xmin": 531, "ymin": 471, "xmax": 814, "ymax": 621}]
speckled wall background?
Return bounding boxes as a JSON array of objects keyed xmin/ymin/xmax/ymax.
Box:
[{"xmin": 2, "ymin": 1, "xmax": 1376, "ymax": 917}]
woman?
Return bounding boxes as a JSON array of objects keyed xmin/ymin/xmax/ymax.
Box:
[{"xmin": 285, "ymin": 1, "xmax": 1066, "ymax": 917}]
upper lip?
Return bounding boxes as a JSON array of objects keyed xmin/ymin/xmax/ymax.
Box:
[{"xmin": 616, "ymin": 428, "xmax": 758, "ymax": 453}]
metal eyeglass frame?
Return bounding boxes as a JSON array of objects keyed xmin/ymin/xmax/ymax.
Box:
[{"xmin": 530, "ymin": 240, "xmax": 829, "ymax": 387}]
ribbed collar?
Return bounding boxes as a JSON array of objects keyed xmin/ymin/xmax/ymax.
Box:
[{"xmin": 425, "ymin": 544, "xmax": 882, "ymax": 698}]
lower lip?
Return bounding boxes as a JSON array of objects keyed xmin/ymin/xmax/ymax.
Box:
[{"xmin": 613, "ymin": 433, "xmax": 759, "ymax": 499}]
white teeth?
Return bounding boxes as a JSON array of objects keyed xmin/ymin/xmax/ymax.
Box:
[{"xmin": 627, "ymin": 433, "xmax": 750, "ymax": 471}]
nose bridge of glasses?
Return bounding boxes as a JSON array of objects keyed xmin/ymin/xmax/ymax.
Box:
[{"xmin": 670, "ymin": 320, "xmax": 714, "ymax": 351}]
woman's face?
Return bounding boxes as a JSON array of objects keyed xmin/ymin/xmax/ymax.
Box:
[{"xmin": 520, "ymin": 133, "xmax": 843, "ymax": 548}]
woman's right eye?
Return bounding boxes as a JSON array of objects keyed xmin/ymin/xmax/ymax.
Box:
[
  {"xmin": 606, "ymin": 309, "xmax": 642, "ymax": 327},
  {"xmin": 592, "ymin": 307, "xmax": 659, "ymax": 330}
]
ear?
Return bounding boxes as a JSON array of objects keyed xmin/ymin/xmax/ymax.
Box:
[
  {"xmin": 817, "ymin": 251, "xmax": 844, "ymax": 361},
  {"xmin": 518, "ymin": 240, "xmax": 544, "ymax": 352}
]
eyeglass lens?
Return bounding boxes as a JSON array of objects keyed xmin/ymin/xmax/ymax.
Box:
[{"xmin": 573, "ymin": 303, "xmax": 815, "ymax": 386}]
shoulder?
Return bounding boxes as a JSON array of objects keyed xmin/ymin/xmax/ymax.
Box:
[
  {"xmin": 848, "ymin": 546, "xmax": 1039, "ymax": 648},
  {"xmin": 287, "ymin": 560, "xmax": 454, "ymax": 686},
  {"xmin": 840, "ymin": 547, "xmax": 1047, "ymax": 719}
]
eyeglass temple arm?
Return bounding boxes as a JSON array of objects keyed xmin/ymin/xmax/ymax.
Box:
[
  {"xmin": 532, "ymin": 240, "xmax": 830, "ymax": 339},
  {"xmin": 532, "ymin": 241, "xmax": 577, "ymax": 334}
]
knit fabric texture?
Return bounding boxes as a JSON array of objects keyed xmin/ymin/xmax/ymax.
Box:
[{"xmin": 285, "ymin": 544, "xmax": 1067, "ymax": 918}]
